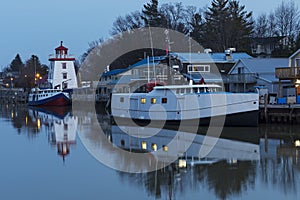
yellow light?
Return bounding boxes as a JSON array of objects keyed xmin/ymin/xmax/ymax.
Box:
[
  {"xmin": 11, "ymin": 112, "xmax": 14, "ymax": 119},
  {"xmin": 151, "ymin": 143, "xmax": 157, "ymax": 151},
  {"xmin": 25, "ymin": 116, "xmax": 28, "ymax": 125},
  {"xmin": 141, "ymin": 141, "xmax": 147, "ymax": 150},
  {"xmin": 296, "ymin": 79, "xmax": 300, "ymax": 84},
  {"xmin": 37, "ymin": 118, "xmax": 41, "ymax": 129},
  {"xmin": 141, "ymin": 98, "xmax": 146, "ymax": 104},
  {"xmin": 163, "ymin": 145, "xmax": 168, "ymax": 152},
  {"xmin": 36, "ymin": 73, "xmax": 40, "ymax": 78},
  {"xmin": 151, "ymin": 98, "xmax": 156, "ymax": 104},
  {"xmin": 178, "ymin": 159, "xmax": 187, "ymax": 168},
  {"xmin": 295, "ymin": 140, "xmax": 300, "ymax": 147}
]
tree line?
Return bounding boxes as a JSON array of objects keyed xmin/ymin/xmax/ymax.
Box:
[
  {"xmin": 109, "ymin": 0, "xmax": 300, "ymax": 56},
  {"xmin": 2, "ymin": 54, "xmax": 48, "ymax": 88}
]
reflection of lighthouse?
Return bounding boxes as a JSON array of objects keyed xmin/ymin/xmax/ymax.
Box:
[
  {"xmin": 28, "ymin": 107, "xmax": 78, "ymax": 162},
  {"xmin": 53, "ymin": 114, "xmax": 78, "ymax": 161}
]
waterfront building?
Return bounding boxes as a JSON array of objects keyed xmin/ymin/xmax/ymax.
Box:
[{"xmin": 48, "ymin": 41, "xmax": 78, "ymax": 90}]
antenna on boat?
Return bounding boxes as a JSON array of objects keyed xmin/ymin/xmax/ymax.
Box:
[{"xmin": 148, "ymin": 25, "xmax": 156, "ymax": 82}]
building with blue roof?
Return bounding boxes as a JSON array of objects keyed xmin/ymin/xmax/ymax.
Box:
[{"xmin": 229, "ymin": 58, "xmax": 289, "ymax": 95}]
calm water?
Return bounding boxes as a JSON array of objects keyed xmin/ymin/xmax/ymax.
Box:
[{"xmin": 0, "ymin": 103, "xmax": 299, "ymax": 200}]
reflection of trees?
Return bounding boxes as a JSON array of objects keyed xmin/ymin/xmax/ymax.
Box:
[
  {"xmin": 0, "ymin": 103, "xmax": 40, "ymax": 137},
  {"xmin": 260, "ymin": 156, "xmax": 297, "ymax": 195},
  {"xmin": 115, "ymin": 161, "xmax": 257, "ymax": 200},
  {"xmin": 205, "ymin": 161, "xmax": 256, "ymax": 200}
]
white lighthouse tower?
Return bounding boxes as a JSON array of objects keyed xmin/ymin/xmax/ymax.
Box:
[{"xmin": 48, "ymin": 41, "xmax": 78, "ymax": 90}]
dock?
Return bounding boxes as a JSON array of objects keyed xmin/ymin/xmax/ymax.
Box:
[{"xmin": 0, "ymin": 88, "xmax": 28, "ymax": 103}]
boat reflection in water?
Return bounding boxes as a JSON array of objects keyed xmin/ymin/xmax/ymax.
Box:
[
  {"xmin": 28, "ymin": 106, "xmax": 78, "ymax": 161},
  {"xmin": 110, "ymin": 125, "xmax": 260, "ymax": 167}
]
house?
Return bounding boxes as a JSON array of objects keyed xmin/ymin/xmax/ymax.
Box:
[
  {"xmin": 250, "ymin": 36, "xmax": 288, "ymax": 57},
  {"xmin": 173, "ymin": 51, "xmax": 252, "ymax": 90},
  {"xmin": 275, "ymin": 48, "xmax": 300, "ymax": 97},
  {"xmin": 229, "ymin": 58, "xmax": 289, "ymax": 94}
]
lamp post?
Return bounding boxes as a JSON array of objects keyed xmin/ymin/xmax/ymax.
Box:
[{"xmin": 10, "ymin": 77, "xmax": 14, "ymax": 88}]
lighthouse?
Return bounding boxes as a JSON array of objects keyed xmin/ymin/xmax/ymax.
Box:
[{"xmin": 48, "ymin": 41, "xmax": 78, "ymax": 90}]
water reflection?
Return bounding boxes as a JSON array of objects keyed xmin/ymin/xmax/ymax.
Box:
[
  {"xmin": 28, "ymin": 106, "xmax": 78, "ymax": 161},
  {"xmin": 0, "ymin": 103, "xmax": 299, "ymax": 199}
]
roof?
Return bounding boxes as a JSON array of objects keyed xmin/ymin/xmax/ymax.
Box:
[
  {"xmin": 102, "ymin": 56, "xmax": 166, "ymax": 77},
  {"xmin": 173, "ymin": 52, "xmax": 252, "ymax": 63},
  {"xmin": 55, "ymin": 41, "xmax": 68, "ymax": 51},
  {"xmin": 290, "ymin": 48, "xmax": 300, "ymax": 59},
  {"xmin": 183, "ymin": 72, "xmax": 223, "ymax": 83},
  {"xmin": 229, "ymin": 58, "xmax": 289, "ymax": 82}
]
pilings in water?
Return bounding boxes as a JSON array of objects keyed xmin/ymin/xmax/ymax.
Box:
[{"xmin": 259, "ymin": 104, "xmax": 300, "ymax": 124}]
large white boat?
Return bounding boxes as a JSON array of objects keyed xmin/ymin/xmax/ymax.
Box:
[{"xmin": 111, "ymin": 84, "xmax": 259, "ymax": 127}]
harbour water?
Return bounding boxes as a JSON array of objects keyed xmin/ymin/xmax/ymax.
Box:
[{"xmin": 0, "ymin": 102, "xmax": 299, "ymax": 200}]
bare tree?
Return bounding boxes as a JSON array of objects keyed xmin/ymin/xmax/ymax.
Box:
[
  {"xmin": 110, "ymin": 11, "xmax": 144, "ymax": 35},
  {"xmin": 274, "ymin": 0, "xmax": 300, "ymax": 47}
]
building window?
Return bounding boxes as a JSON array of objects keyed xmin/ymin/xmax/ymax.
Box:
[
  {"xmin": 188, "ymin": 65, "xmax": 210, "ymax": 73},
  {"xmin": 162, "ymin": 98, "xmax": 167, "ymax": 104},
  {"xmin": 63, "ymin": 83, "xmax": 68, "ymax": 89},
  {"xmin": 120, "ymin": 97, "xmax": 124, "ymax": 102},
  {"xmin": 141, "ymin": 98, "xmax": 146, "ymax": 104},
  {"xmin": 63, "ymin": 73, "xmax": 67, "ymax": 79},
  {"xmin": 62, "ymin": 63, "xmax": 67, "ymax": 69},
  {"xmin": 151, "ymin": 98, "xmax": 156, "ymax": 104}
]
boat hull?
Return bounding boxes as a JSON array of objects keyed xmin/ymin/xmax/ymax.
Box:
[
  {"xmin": 28, "ymin": 93, "xmax": 71, "ymax": 106},
  {"xmin": 113, "ymin": 110, "xmax": 259, "ymax": 127}
]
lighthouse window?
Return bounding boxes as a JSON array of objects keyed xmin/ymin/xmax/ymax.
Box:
[
  {"xmin": 62, "ymin": 63, "xmax": 67, "ymax": 69},
  {"xmin": 63, "ymin": 73, "xmax": 67, "ymax": 79}
]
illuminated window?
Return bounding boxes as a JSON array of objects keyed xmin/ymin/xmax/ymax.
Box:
[
  {"xmin": 151, "ymin": 143, "xmax": 157, "ymax": 151},
  {"xmin": 162, "ymin": 98, "xmax": 167, "ymax": 104},
  {"xmin": 141, "ymin": 141, "xmax": 147, "ymax": 150},
  {"xmin": 163, "ymin": 145, "xmax": 168, "ymax": 152},
  {"xmin": 151, "ymin": 98, "xmax": 156, "ymax": 104},
  {"xmin": 141, "ymin": 98, "xmax": 146, "ymax": 104}
]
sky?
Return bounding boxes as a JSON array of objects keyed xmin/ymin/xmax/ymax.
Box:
[{"xmin": 0, "ymin": 0, "xmax": 299, "ymax": 69}]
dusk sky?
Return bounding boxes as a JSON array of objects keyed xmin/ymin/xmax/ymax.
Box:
[{"xmin": 0, "ymin": 0, "xmax": 299, "ymax": 68}]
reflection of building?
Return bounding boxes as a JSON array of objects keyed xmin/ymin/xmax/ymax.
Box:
[{"xmin": 29, "ymin": 107, "xmax": 78, "ymax": 161}]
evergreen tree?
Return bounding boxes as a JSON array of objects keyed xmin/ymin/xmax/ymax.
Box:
[
  {"xmin": 141, "ymin": 0, "xmax": 167, "ymax": 27},
  {"xmin": 204, "ymin": 0, "xmax": 230, "ymax": 51},
  {"xmin": 227, "ymin": 0, "xmax": 253, "ymax": 51},
  {"xmin": 9, "ymin": 54, "xmax": 24, "ymax": 73},
  {"xmin": 203, "ymin": 0, "xmax": 253, "ymax": 52}
]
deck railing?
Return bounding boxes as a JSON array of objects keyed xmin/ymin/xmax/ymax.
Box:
[
  {"xmin": 275, "ymin": 67, "xmax": 300, "ymax": 79},
  {"xmin": 225, "ymin": 73, "xmax": 257, "ymax": 84}
]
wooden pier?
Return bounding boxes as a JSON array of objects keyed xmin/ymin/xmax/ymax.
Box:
[
  {"xmin": 0, "ymin": 88, "xmax": 28, "ymax": 103},
  {"xmin": 259, "ymin": 104, "xmax": 300, "ymax": 124}
]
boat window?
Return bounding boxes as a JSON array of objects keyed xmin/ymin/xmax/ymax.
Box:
[
  {"xmin": 121, "ymin": 140, "xmax": 125, "ymax": 146},
  {"xmin": 162, "ymin": 98, "xmax": 167, "ymax": 104},
  {"xmin": 140, "ymin": 98, "xmax": 146, "ymax": 104},
  {"xmin": 151, "ymin": 143, "xmax": 157, "ymax": 151},
  {"xmin": 151, "ymin": 98, "xmax": 156, "ymax": 104},
  {"xmin": 141, "ymin": 141, "xmax": 147, "ymax": 150},
  {"xmin": 120, "ymin": 97, "xmax": 124, "ymax": 102},
  {"xmin": 163, "ymin": 145, "xmax": 168, "ymax": 152}
]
